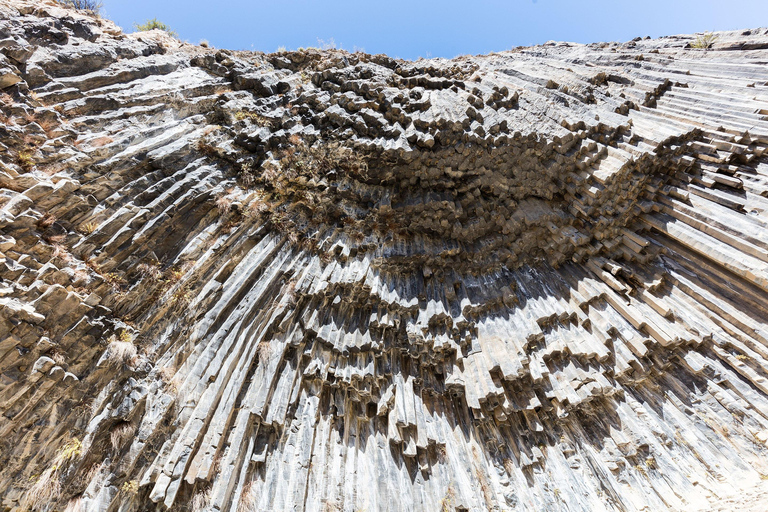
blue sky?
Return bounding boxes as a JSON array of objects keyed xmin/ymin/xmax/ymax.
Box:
[{"xmin": 102, "ymin": 0, "xmax": 768, "ymax": 60}]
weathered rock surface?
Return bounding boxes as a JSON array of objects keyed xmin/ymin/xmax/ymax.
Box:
[{"xmin": 2, "ymin": 1, "xmax": 768, "ymax": 510}]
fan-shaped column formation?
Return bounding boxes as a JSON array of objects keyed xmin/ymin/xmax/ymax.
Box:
[{"xmin": 2, "ymin": 2, "xmax": 768, "ymax": 511}]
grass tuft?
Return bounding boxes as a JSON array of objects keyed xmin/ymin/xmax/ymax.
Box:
[
  {"xmin": 105, "ymin": 337, "xmax": 137, "ymax": 368},
  {"xmin": 110, "ymin": 421, "xmax": 135, "ymax": 452},
  {"xmin": 691, "ymin": 32, "xmax": 718, "ymax": 49},
  {"xmin": 56, "ymin": 0, "xmax": 102, "ymax": 14},
  {"xmin": 134, "ymin": 18, "xmax": 178, "ymax": 38},
  {"xmin": 22, "ymin": 439, "xmax": 83, "ymax": 510}
]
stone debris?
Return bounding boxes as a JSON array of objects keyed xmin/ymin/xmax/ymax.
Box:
[{"xmin": 1, "ymin": 1, "xmax": 768, "ymax": 511}]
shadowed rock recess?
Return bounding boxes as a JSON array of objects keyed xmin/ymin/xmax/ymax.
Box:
[{"xmin": 3, "ymin": 2, "xmax": 768, "ymax": 511}]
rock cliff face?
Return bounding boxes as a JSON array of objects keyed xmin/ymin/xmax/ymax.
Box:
[{"xmin": 2, "ymin": 1, "xmax": 768, "ymax": 511}]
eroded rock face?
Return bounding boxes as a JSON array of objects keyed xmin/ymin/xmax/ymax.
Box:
[{"xmin": 2, "ymin": 1, "xmax": 768, "ymax": 510}]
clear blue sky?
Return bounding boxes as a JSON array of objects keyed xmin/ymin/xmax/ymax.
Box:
[{"xmin": 102, "ymin": 0, "xmax": 768, "ymax": 60}]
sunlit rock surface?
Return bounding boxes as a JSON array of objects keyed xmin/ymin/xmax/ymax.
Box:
[{"xmin": 2, "ymin": 1, "xmax": 768, "ymax": 510}]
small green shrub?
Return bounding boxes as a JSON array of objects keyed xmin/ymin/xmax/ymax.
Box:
[
  {"xmin": 57, "ymin": 0, "xmax": 102, "ymax": 14},
  {"xmin": 134, "ymin": 18, "xmax": 178, "ymax": 38},
  {"xmin": 233, "ymin": 111, "xmax": 271, "ymax": 126},
  {"xmin": 120, "ymin": 479, "xmax": 139, "ymax": 495},
  {"xmin": 17, "ymin": 150, "xmax": 34, "ymax": 171},
  {"xmin": 691, "ymin": 32, "xmax": 718, "ymax": 49}
]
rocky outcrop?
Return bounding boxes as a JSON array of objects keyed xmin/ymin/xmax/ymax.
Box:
[{"xmin": 2, "ymin": 1, "xmax": 768, "ymax": 510}]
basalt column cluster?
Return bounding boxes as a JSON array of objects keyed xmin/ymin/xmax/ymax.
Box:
[{"xmin": 2, "ymin": 1, "xmax": 768, "ymax": 511}]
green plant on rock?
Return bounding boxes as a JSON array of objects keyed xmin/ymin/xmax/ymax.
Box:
[
  {"xmin": 170, "ymin": 286, "xmax": 193, "ymax": 307},
  {"xmin": 22, "ymin": 439, "xmax": 83, "ymax": 510},
  {"xmin": 104, "ymin": 271, "xmax": 128, "ymax": 292},
  {"xmin": 439, "ymin": 485, "xmax": 456, "ymax": 512},
  {"xmin": 133, "ymin": 18, "xmax": 178, "ymax": 38},
  {"xmin": 120, "ymin": 479, "xmax": 139, "ymax": 495},
  {"xmin": 17, "ymin": 150, "xmax": 34, "ymax": 171},
  {"xmin": 691, "ymin": 32, "xmax": 718, "ymax": 49},
  {"xmin": 57, "ymin": 0, "xmax": 102, "ymax": 14},
  {"xmin": 233, "ymin": 110, "xmax": 271, "ymax": 126}
]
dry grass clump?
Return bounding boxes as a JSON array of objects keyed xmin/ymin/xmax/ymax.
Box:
[
  {"xmin": 43, "ymin": 233, "xmax": 67, "ymax": 248},
  {"xmin": 195, "ymin": 136, "xmax": 219, "ymax": 157},
  {"xmin": 236, "ymin": 137, "xmax": 370, "ymax": 251},
  {"xmin": 168, "ymin": 262, "xmax": 192, "ymax": 283},
  {"xmin": 104, "ymin": 272, "xmax": 127, "ymax": 292},
  {"xmin": 275, "ymin": 138, "xmax": 368, "ymax": 187},
  {"xmin": 37, "ymin": 212, "xmax": 57, "ymax": 230},
  {"xmin": 39, "ymin": 162, "xmax": 66, "ymax": 177},
  {"xmin": 439, "ymin": 485, "xmax": 456, "ymax": 512},
  {"xmin": 52, "ymin": 243, "xmax": 70, "ymax": 260},
  {"xmin": 237, "ymin": 480, "xmax": 258, "ymax": 512},
  {"xmin": 69, "ymin": 461, "xmax": 103, "ymax": 497},
  {"xmin": 216, "ymin": 195, "xmax": 233, "ymax": 215},
  {"xmin": 283, "ymin": 278, "xmax": 298, "ymax": 306},
  {"xmin": 159, "ymin": 365, "xmax": 176, "ymax": 383},
  {"xmin": 81, "ymin": 221, "xmax": 98, "ymax": 234},
  {"xmin": 47, "ymin": 235, "xmax": 73, "ymax": 263},
  {"xmin": 37, "ymin": 118, "xmax": 61, "ymax": 137},
  {"xmin": 48, "ymin": 348, "xmax": 66, "ymax": 365},
  {"xmin": 63, "ymin": 496, "xmax": 83, "ymax": 512},
  {"xmin": 258, "ymin": 341, "xmax": 272, "ymax": 362},
  {"xmin": 23, "ymin": 112, "xmax": 60, "ymax": 136},
  {"xmin": 110, "ymin": 421, "xmax": 136, "ymax": 452},
  {"xmin": 137, "ymin": 261, "xmax": 162, "ymax": 281},
  {"xmin": 81, "ymin": 252, "xmax": 100, "ymax": 275},
  {"xmin": 436, "ymin": 444, "xmax": 448, "ymax": 464},
  {"xmin": 22, "ymin": 439, "xmax": 83, "ymax": 511},
  {"xmin": 321, "ymin": 500, "xmax": 341, "ymax": 512},
  {"xmin": 87, "ymin": 136, "xmax": 114, "ymax": 148},
  {"xmin": 160, "ymin": 365, "xmax": 181, "ymax": 394},
  {"xmin": 105, "ymin": 336, "xmax": 137, "ymax": 367},
  {"xmin": 246, "ymin": 193, "xmax": 270, "ymax": 217},
  {"xmin": 191, "ymin": 486, "xmax": 212, "ymax": 512}
]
